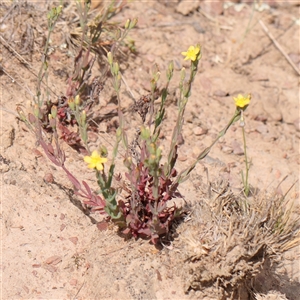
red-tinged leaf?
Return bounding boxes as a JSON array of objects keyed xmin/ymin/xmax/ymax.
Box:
[
  {"xmin": 90, "ymin": 195, "xmax": 106, "ymax": 208},
  {"xmin": 138, "ymin": 227, "xmax": 151, "ymax": 236},
  {"xmin": 82, "ymin": 181, "xmax": 92, "ymax": 196},
  {"xmin": 39, "ymin": 139, "xmax": 60, "ymax": 166},
  {"xmin": 62, "ymin": 166, "xmax": 81, "ymax": 190},
  {"xmin": 46, "ymin": 143, "xmax": 54, "ymax": 155},
  {"xmin": 75, "ymin": 190, "xmax": 88, "ymax": 198},
  {"xmin": 91, "ymin": 207, "xmax": 106, "ymax": 214}
]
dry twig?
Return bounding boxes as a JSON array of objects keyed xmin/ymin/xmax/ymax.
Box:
[{"xmin": 259, "ymin": 20, "xmax": 300, "ymax": 76}]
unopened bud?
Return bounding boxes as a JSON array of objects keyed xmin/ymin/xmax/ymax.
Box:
[
  {"xmin": 107, "ymin": 52, "xmax": 113, "ymax": 65},
  {"xmin": 51, "ymin": 105, "xmax": 57, "ymax": 118},
  {"xmin": 81, "ymin": 110, "xmax": 86, "ymax": 125},
  {"xmin": 16, "ymin": 106, "xmax": 27, "ymax": 122},
  {"xmin": 116, "ymin": 127, "xmax": 122, "ymax": 138},
  {"xmin": 68, "ymin": 98, "xmax": 75, "ymax": 110},
  {"xmin": 141, "ymin": 126, "xmax": 150, "ymax": 140},
  {"xmin": 125, "ymin": 19, "xmax": 131, "ymax": 30},
  {"xmin": 150, "ymin": 79, "xmax": 157, "ymax": 93},
  {"xmin": 130, "ymin": 18, "xmax": 138, "ymax": 29},
  {"xmin": 153, "ymin": 72, "xmax": 160, "ymax": 83},
  {"xmin": 57, "ymin": 5, "xmax": 63, "ymax": 14},
  {"xmin": 113, "ymin": 62, "xmax": 119, "ymax": 76},
  {"xmin": 74, "ymin": 95, "xmax": 81, "ymax": 106}
]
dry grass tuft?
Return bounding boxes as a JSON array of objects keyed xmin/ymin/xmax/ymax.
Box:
[{"xmin": 175, "ymin": 179, "xmax": 299, "ymax": 299}]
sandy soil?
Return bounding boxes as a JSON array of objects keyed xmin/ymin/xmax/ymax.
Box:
[{"xmin": 1, "ymin": 1, "xmax": 299, "ymax": 299}]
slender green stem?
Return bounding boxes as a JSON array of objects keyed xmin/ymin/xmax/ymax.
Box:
[
  {"xmin": 242, "ymin": 126, "xmax": 250, "ymax": 196},
  {"xmin": 173, "ymin": 109, "xmax": 241, "ymax": 186}
]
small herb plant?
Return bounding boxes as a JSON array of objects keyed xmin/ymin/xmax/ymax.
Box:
[
  {"xmin": 79, "ymin": 44, "xmax": 251, "ymax": 244},
  {"xmin": 17, "ymin": 3, "xmax": 251, "ymax": 245}
]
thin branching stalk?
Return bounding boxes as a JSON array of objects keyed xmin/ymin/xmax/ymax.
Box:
[{"xmin": 241, "ymin": 124, "xmax": 250, "ymax": 196}]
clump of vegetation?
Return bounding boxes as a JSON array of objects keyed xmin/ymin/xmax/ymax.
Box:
[
  {"xmin": 18, "ymin": 2, "xmax": 250, "ymax": 244},
  {"xmin": 17, "ymin": 1, "xmax": 299, "ymax": 297}
]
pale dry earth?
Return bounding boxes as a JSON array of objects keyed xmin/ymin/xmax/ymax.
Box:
[{"xmin": 1, "ymin": 1, "xmax": 300, "ymax": 299}]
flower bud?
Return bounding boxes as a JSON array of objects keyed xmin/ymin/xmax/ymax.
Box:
[
  {"xmin": 141, "ymin": 126, "xmax": 150, "ymax": 140},
  {"xmin": 16, "ymin": 106, "xmax": 27, "ymax": 122},
  {"xmin": 116, "ymin": 127, "xmax": 122, "ymax": 137},
  {"xmin": 57, "ymin": 5, "xmax": 63, "ymax": 14},
  {"xmin": 113, "ymin": 62, "xmax": 119, "ymax": 76},
  {"xmin": 153, "ymin": 71, "xmax": 160, "ymax": 83},
  {"xmin": 81, "ymin": 110, "xmax": 86, "ymax": 125},
  {"xmin": 68, "ymin": 98, "xmax": 75, "ymax": 110},
  {"xmin": 125, "ymin": 19, "xmax": 131, "ymax": 30},
  {"xmin": 150, "ymin": 79, "xmax": 157, "ymax": 93},
  {"xmin": 74, "ymin": 95, "xmax": 81, "ymax": 106},
  {"xmin": 51, "ymin": 105, "xmax": 57, "ymax": 118},
  {"xmin": 130, "ymin": 18, "xmax": 138, "ymax": 29},
  {"xmin": 107, "ymin": 52, "xmax": 113, "ymax": 65}
]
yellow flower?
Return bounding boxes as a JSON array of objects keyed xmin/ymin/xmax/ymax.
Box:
[
  {"xmin": 181, "ymin": 45, "xmax": 201, "ymax": 61},
  {"xmin": 84, "ymin": 150, "xmax": 107, "ymax": 171},
  {"xmin": 233, "ymin": 94, "xmax": 251, "ymax": 109}
]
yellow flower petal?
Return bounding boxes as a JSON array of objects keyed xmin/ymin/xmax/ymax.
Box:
[
  {"xmin": 96, "ymin": 162, "xmax": 104, "ymax": 171},
  {"xmin": 182, "ymin": 45, "xmax": 201, "ymax": 61},
  {"xmin": 234, "ymin": 94, "xmax": 251, "ymax": 109},
  {"xmin": 91, "ymin": 150, "xmax": 99, "ymax": 158},
  {"xmin": 84, "ymin": 150, "xmax": 107, "ymax": 170},
  {"xmin": 84, "ymin": 156, "xmax": 92, "ymax": 163}
]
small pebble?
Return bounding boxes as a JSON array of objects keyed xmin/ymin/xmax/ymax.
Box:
[
  {"xmin": 274, "ymin": 169, "xmax": 281, "ymax": 179},
  {"xmin": 69, "ymin": 279, "xmax": 77, "ymax": 286},
  {"xmin": 231, "ymin": 140, "xmax": 244, "ymax": 155},
  {"xmin": 69, "ymin": 237, "xmax": 78, "ymax": 245},
  {"xmin": 45, "ymin": 255, "xmax": 62, "ymax": 265},
  {"xmin": 256, "ymin": 124, "xmax": 268, "ymax": 135},
  {"xmin": 193, "ymin": 127, "xmax": 208, "ymax": 136},
  {"xmin": 213, "ymin": 90, "xmax": 228, "ymax": 97},
  {"xmin": 222, "ymin": 145, "xmax": 233, "ymax": 154},
  {"xmin": 43, "ymin": 173, "xmax": 54, "ymax": 184}
]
